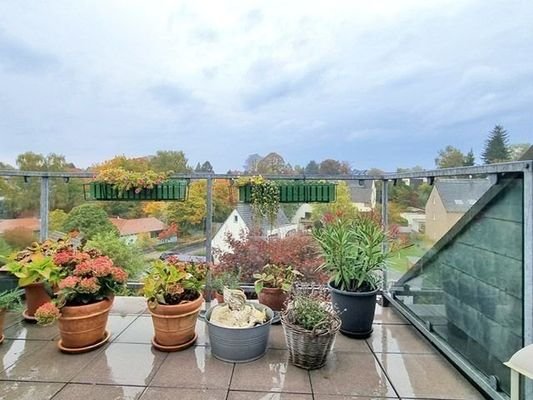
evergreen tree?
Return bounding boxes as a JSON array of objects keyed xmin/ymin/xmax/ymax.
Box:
[
  {"xmin": 435, "ymin": 146, "xmax": 466, "ymax": 168},
  {"xmin": 305, "ymin": 160, "xmax": 319, "ymax": 174},
  {"xmin": 194, "ymin": 162, "xmax": 202, "ymax": 172},
  {"xmin": 482, "ymin": 125, "xmax": 511, "ymax": 164},
  {"xmin": 463, "ymin": 149, "xmax": 475, "ymax": 166},
  {"xmin": 199, "ymin": 161, "xmax": 213, "ymax": 172}
]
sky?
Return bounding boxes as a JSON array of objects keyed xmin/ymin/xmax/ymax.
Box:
[{"xmin": 0, "ymin": 0, "xmax": 532, "ymax": 173}]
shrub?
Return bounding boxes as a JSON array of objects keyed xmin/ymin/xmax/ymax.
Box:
[
  {"xmin": 63, "ymin": 204, "xmax": 118, "ymax": 239},
  {"xmin": 2, "ymin": 227, "xmax": 36, "ymax": 250}
]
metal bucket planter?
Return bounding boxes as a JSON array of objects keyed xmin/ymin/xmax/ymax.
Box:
[{"xmin": 205, "ymin": 303, "xmax": 273, "ymax": 363}]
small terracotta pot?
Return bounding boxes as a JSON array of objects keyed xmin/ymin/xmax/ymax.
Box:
[
  {"xmin": 24, "ymin": 283, "xmax": 51, "ymax": 317},
  {"xmin": 149, "ymin": 294, "xmax": 204, "ymax": 349},
  {"xmin": 258, "ymin": 288, "xmax": 288, "ymax": 311},
  {"xmin": 58, "ymin": 298, "xmax": 112, "ymax": 349},
  {"xmin": 214, "ymin": 292, "xmax": 224, "ymax": 304}
]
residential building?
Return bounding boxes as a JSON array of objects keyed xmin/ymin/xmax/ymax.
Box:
[
  {"xmin": 109, "ymin": 217, "xmax": 168, "ymax": 245},
  {"xmin": 347, "ymin": 180, "xmax": 376, "ymax": 212}
]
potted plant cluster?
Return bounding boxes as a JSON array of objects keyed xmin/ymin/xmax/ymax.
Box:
[
  {"xmin": 0, "ymin": 288, "xmax": 24, "ymax": 344},
  {"xmin": 34, "ymin": 247, "xmax": 128, "ymax": 353},
  {"xmin": 313, "ymin": 217, "xmax": 389, "ymax": 338},
  {"xmin": 5, "ymin": 240, "xmax": 64, "ymax": 321},
  {"xmin": 281, "ymin": 289, "xmax": 341, "ymax": 370},
  {"xmin": 254, "ymin": 264, "xmax": 301, "ymax": 312},
  {"xmin": 205, "ymin": 287, "xmax": 273, "ymax": 363},
  {"xmin": 89, "ymin": 167, "xmax": 188, "ymax": 201},
  {"xmin": 143, "ymin": 256, "xmax": 207, "ymax": 352},
  {"xmin": 212, "ymin": 270, "xmax": 241, "ymax": 303}
]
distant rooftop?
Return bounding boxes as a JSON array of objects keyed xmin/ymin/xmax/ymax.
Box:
[
  {"xmin": 434, "ymin": 178, "xmax": 492, "ymax": 213},
  {"xmin": 109, "ymin": 217, "xmax": 166, "ymax": 236}
]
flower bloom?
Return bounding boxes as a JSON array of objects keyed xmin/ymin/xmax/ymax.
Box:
[
  {"xmin": 111, "ymin": 267, "xmax": 128, "ymax": 283},
  {"xmin": 35, "ymin": 302, "xmax": 61, "ymax": 325},
  {"xmin": 58, "ymin": 276, "xmax": 80, "ymax": 290},
  {"xmin": 53, "ymin": 251, "xmax": 74, "ymax": 266},
  {"xmin": 78, "ymin": 277, "xmax": 100, "ymax": 294},
  {"xmin": 73, "ymin": 260, "xmax": 93, "ymax": 277},
  {"xmin": 167, "ymin": 283, "xmax": 184, "ymax": 296},
  {"xmin": 90, "ymin": 256, "xmax": 113, "ymax": 277}
]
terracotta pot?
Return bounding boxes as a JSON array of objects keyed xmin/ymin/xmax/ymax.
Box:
[
  {"xmin": 258, "ymin": 288, "xmax": 288, "ymax": 311},
  {"xmin": 58, "ymin": 298, "xmax": 112, "ymax": 349},
  {"xmin": 214, "ymin": 292, "xmax": 224, "ymax": 304},
  {"xmin": 24, "ymin": 283, "xmax": 51, "ymax": 317},
  {"xmin": 149, "ymin": 294, "xmax": 204, "ymax": 349}
]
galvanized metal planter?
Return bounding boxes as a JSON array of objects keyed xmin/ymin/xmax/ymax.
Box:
[
  {"xmin": 85, "ymin": 180, "xmax": 188, "ymax": 201},
  {"xmin": 205, "ymin": 303, "xmax": 273, "ymax": 363},
  {"xmin": 239, "ymin": 182, "xmax": 336, "ymax": 203}
]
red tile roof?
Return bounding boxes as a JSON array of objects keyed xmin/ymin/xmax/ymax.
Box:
[
  {"xmin": 109, "ymin": 217, "xmax": 166, "ymax": 236},
  {"xmin": 0, "ymin": 218, "xmax": 40, "ymax": 233}
]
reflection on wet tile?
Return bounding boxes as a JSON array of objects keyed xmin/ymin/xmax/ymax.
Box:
[
  {"xmin": 378, "ymin": 353, "xmax": 484, "ymax": 399},
  {"xmin": 151, "ymin": 346, "xmax": 232, "ymax": 389},
  {"xmin": 140, "ymin": 387, "xmax": 227, "ymax": 400},
  {"xmin": 4, "ymin": 321, "xmax": 59, "ymax": 340},
  {"xmin": 366, "ymin": 325, "xmax": 435, "ymax": 354},
  {"xmin": 310, "ymin": 352, "xmax": 396, "ymax": 397},
  {"xmin": 0, "ymin": 339, "xmax": 48, "ymax": 372},
  {"xmin": 110, "ymin": 296, "xmax": 147, "ymax": 315},
  {"xmin": 374, "ymin": 304, "xmax": 408, "ymax": 325},
  {"xmin": 0, "ymin": 381, "xmax": 64, "ymax": 400},
  {"xmin": 315, "ymin": 395, "xmax": 397, "ymax": 400},
  {"xmin": 332, "ymin": 334, "xmax": 372, "ymax": 353},
  {"xmin": 196, "ymin": 319, "xmax": 209, "ymax": 346},
  {"xmin": 107, "ymin": 314, "xmax": 138, "ymax": 341},
  {"xmin": 115, "ymin": 316, "xmax": 153, "ymax": 344},
  {"xmin": 228, "ymin": 391, "xmax": 313, "ymax": 400},
  {"xmin": 3, "ymin": 312, "xmax": 23, "ymax": 329},
  {"xmin": 0, "ymin": 341, "xmax": 101, "ymax": 382},
  {"xmin": 268, "ymin": 325, "xmax": 288, "ymax": 350},
  {"xmin": 53, "ymin": 383, "xmax": 144, "ymax": 400},
  {"xmin": 231, "ymin": 349, "xmax": 312, "ymax": 393},
  {"xmin": 72, "ymin": 342, "xmax": 166, "ymax": 386}
]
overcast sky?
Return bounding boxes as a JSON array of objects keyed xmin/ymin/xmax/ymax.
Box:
[{"xmin": 0, "ymin": 1, "xmax": 531, "ymax": 172}]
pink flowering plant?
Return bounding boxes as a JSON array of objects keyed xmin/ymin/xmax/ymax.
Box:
[{"xmin": 35, "ymin": 248, "xmax": 128, "ymax": 325}]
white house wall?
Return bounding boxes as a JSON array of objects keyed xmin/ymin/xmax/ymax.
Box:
[{"xmin": 212, "ymin": 209, "xmax": 249, "ymax": 262}]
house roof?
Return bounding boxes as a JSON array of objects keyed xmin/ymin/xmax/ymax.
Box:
[
  {"xmin": 519, "ymin": 145, "xmax": 533, "ymax": 161},
  {"xmin": 0, "ymin": 218, "xmax": 40, "ymax": 233},
  {"xmin": 109, "ymin": 217, "xmax": 167, "ymax": 236},
  {"xmin": 434, "ymin": 179, "xmax": 492, "ymax": 213},
  {"xmin": 347, "ymin": 180, "xmax": 373, "ymax": 204},
  {"xmin": 235, "ymin": 203, "xmax": 290, "ymax": 232}
]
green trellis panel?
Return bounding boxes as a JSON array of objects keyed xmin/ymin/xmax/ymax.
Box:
[
  {"xmin": 239, "ymin": 183, "xmax": 336, "ymax": 203},
  {"xmin": 87, "ymin": 180, "xmax": 188, "ymax": 201}
]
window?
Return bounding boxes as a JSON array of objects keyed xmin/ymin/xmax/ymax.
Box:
[{"xmin": 234, "ymin": 215, "xmax": 238, "ymax": 223}]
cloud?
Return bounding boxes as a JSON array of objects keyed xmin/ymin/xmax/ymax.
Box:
[
  {"xmin": 148, "ymin": 83, "xmax": 196, "ymax": 106},
  {"xmin": 0, "ymin": 30, "xmax": 59, "ymax": 73}
]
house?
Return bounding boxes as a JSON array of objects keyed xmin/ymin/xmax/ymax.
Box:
[
  {"xmin": 212, "ymin": 203, "xmax": 298, "ymax": 261},
  {"xmin": 347, "ymin": 180, "xmax": 376, "ymax": 212},
  {"xmin": 0, "ymin": 217, "xmax": 40, "ymax": 234},
  {"xmin": 400, "ymin": 211, "xmax": 426, "ymax": 233},
  {"xmin": 109, "ymin": 217, "xmax": 168, "ymax": 245},
  {"xmin": 425, "ymin": 179, "xmax": 492, "ymax": 242},
  {"xmin": 290, "ymin": 203, "xmax": 313, "ymax": 231}
]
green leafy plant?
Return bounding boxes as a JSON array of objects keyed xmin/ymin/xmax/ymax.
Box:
[
  {"xmin": 254, "ymin": 264, "xmax": 302, "ymax": 294},
  {"xmin": 237, "ymin": 176, "xmax": 280, "ymax": 225},
  {"xmin": 212, "ymin": 270, "xmax": 241, "ymax": 294},
  {"xmin": 95, "ymin": 167, "xmax": 172, "ymax": 193},
  {"xmin": 313, "ymin": 216, "xmax": 388, "ymax": 292},
  {"xmin": 0, "ymin": 288, "xmax": 24, "ymax": 311},
  {"xmin": 143, "ymin": 256, "xmax": 207, "ymax": 308},
  {"xmin": 284, "ymin": 291, "xmax": 339, "ymax": 332}
]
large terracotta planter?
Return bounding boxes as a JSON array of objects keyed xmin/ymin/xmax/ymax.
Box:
[
  {"xmin": 0, "ymin": 309, "xmax": 5, "ymax": 344},
  {"xmin": 214, "ymin": 292, "xmax": 224, "ymax": 304},
  {"xmin": 58, "ymin": 298, "xmax": 112, "ymax": 352},
  {"xmin": 258, "ymin": 288, "xmax": 288, "ymax": 311},
  {"xmin": 23, "ymin": 283, "xmax": 51, "ymax": 320},
  {"xmin": 149, "ymin": 294, "xmax": 204, "ymax": 351}
]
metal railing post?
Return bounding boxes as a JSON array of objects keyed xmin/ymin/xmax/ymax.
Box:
[
  {"xmin": 205, "ymin": 176, "xmax": 214, "ymax": 302},
  {"xmin": 381, "ymin": 179, "xmax": 389, "ymax": 305},
  {"xmin": 523, "ymin": 164, "xmax": 533, "ymax": 398},
  {"xmin": 39, "ymin": 176, "xmax": 49, "ymax": 241}
]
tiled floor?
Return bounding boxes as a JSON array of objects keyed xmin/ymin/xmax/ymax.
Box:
[{"xmin": 0, "ymin": 297, "xmax": 485, "ymax": 400}]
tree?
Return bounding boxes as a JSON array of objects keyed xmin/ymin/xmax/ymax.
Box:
[
  {"xmin": 256, "ymin": 152, "xmax": 291, "ymax": 174},
  {"xmin": 318, "ymin": 159, "xmax": 350, "ymax": 175},
  {"xmin": 509, "ymin": 143, "xmax": 532, "ymax": 160},
  {"xmin": 164, "ymin": 181, "xmax": 206, "ymax": 235},
  {"xmin": 63, "ymin": 204, "xmax": 118, "ymax": 239},
  {"xmin": 435, "ymin": 146, "xmax": 466, "ymax": 168},
  {"xmin": 463, "ymin": 149, "xmax": 475, "ymax": 166},
  {"xmin": 149, "ymin": 150, "xmax": 190, "ymax": 173},
  {"xmin": 1, "ymin": 227, "xmax": 36, "ymax": 250},
  {"xmin": 482, "ymin": 125, "xmax": 511, "ymax": 164},
  {"xmin": 312, "ymin": 182, "xmax": 358, "ymax": 221},
  {"xmin": 49, "ymin": 209, "xmax": 68, "ymax": 232},
  {"xmin": 243, "ymin": 154, "xmax": 262, "ymax": 173},
  {"xmin": 199, "ymin": 161, "xmax": 213, "ymax": 172},
  {"xmin": 305, "ymin": 160, "xmax": 319, "ymax": 174},
  {"xmin": 194, "ymin": 162, "xmax": 202, "ymax": 172}
]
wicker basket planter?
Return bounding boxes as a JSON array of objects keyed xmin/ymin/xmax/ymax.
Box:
[
  {"xmin": 86, "ymin": 180, "xmax": 188, "ymax": 201},
  {"xmin": 281, "ymin": 313, "xmax": 341, "ymax": 370},
  {"xmin": 239, "ymin": 182, "xmax": 336, "ymax": 203}
]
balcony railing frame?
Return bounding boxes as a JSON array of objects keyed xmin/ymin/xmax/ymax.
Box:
[{"xmin": 0, "ymin": 159, "xmax": 531, "ymax": 399}]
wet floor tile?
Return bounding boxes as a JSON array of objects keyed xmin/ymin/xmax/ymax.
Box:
[
  {"xmin": 0, "ymin": 381, "xmax": 64, "ymax": 400},
  {"xmin": 0, "ymin": 339, "xmax": 48, "ymax": 372},
  {"xmin": 3, "ymin": 312, "xmax": 23, "ymax": 329},
  {"xmin": 140, "ymin": 387, "xmax": 227, "ymax": 399},
  {"xmin": 72, "ymin": 342, "xmax": 166, "ymax": 386},
  {"xmin": 231, "ymin": 349, "xmax": 312, "ymax": 394},
  {"xmin": 196, "ymin": 319, "xmax": 209, "ymax": 346},
  {"xmin": 0, "ymin": 341, "xmax": 101, "ymax": 382},
  {"xmin": 4, "ymin": 321, "xmax": 59, "ymax": 340},
  {"xmin": 269, "ymin": 325, "xmax": 288, "ymax": 350},
  {"xmin": 228, "ymin": 391, "xmax": 313, "ymax": 399},
  {"xmin": 53, "ymin": 383, "xmax": 145, "ymax": 400},
  {"xmin": 106, "ymin": 314, "xmax": 139, "ymax": 341},
  {"xmin": 377, "ymin": 353, "xmax": 484, "ymax": 399},
  {"xmin": 366, "ymin": 325, "xmax": 435, "ymax": 354},
  {"xmin": 331, "ymin": 334, "xmax": 372, "ymax": 353},
  {"xmin": 150, "ymin": 346, "xmax": 233, "ymax": 389},
  {"xmin": 115, "ymin": 315, "xmax": 153, "ymax": 343},
  {"xmin": 310, "ymin": 352, "xmax": 397, "ymax": 398},
  {"xmin": 373, "ymin": 305, "xmax": 409, "ymax": 325},
  {"xmin": 315, "ymin": 395, "xmax": 397, "ymax": 399},
  {"xmin": 110, "ymin": 296, "xmax": 147, "ymax": 315}
]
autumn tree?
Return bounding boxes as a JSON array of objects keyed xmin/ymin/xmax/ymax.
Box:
[
  {"xmin": 243, "ymin": 154, "xmax": 262, "ymax": 173},
  {"xmin": 49, "ymin": 209, "xmax": 68, "ymax": 232},
  {"xmin": 149, "ymin": 150, "xmax": 190, "ymax": 173},
  {"xmin": 256, "ymin": 152, "xmax": 291, "ymax": 174},
  {"xmin": 435, "ymin": 146, "xmax": 467, "ymax": 168},
  {"xmin": 164, "ymin": 181, "xmax": 206, "ymax": 235},
  {"xmin": 312, "ymin": 182, "xmax": 358, "ymax": 221},
  {"xmin": 318, "ymin": 159, "xmax": 350, "ymax": 175},
  {"xmin": 482, "ymin": 125, "xmax": 511, "ymax": 164}
]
